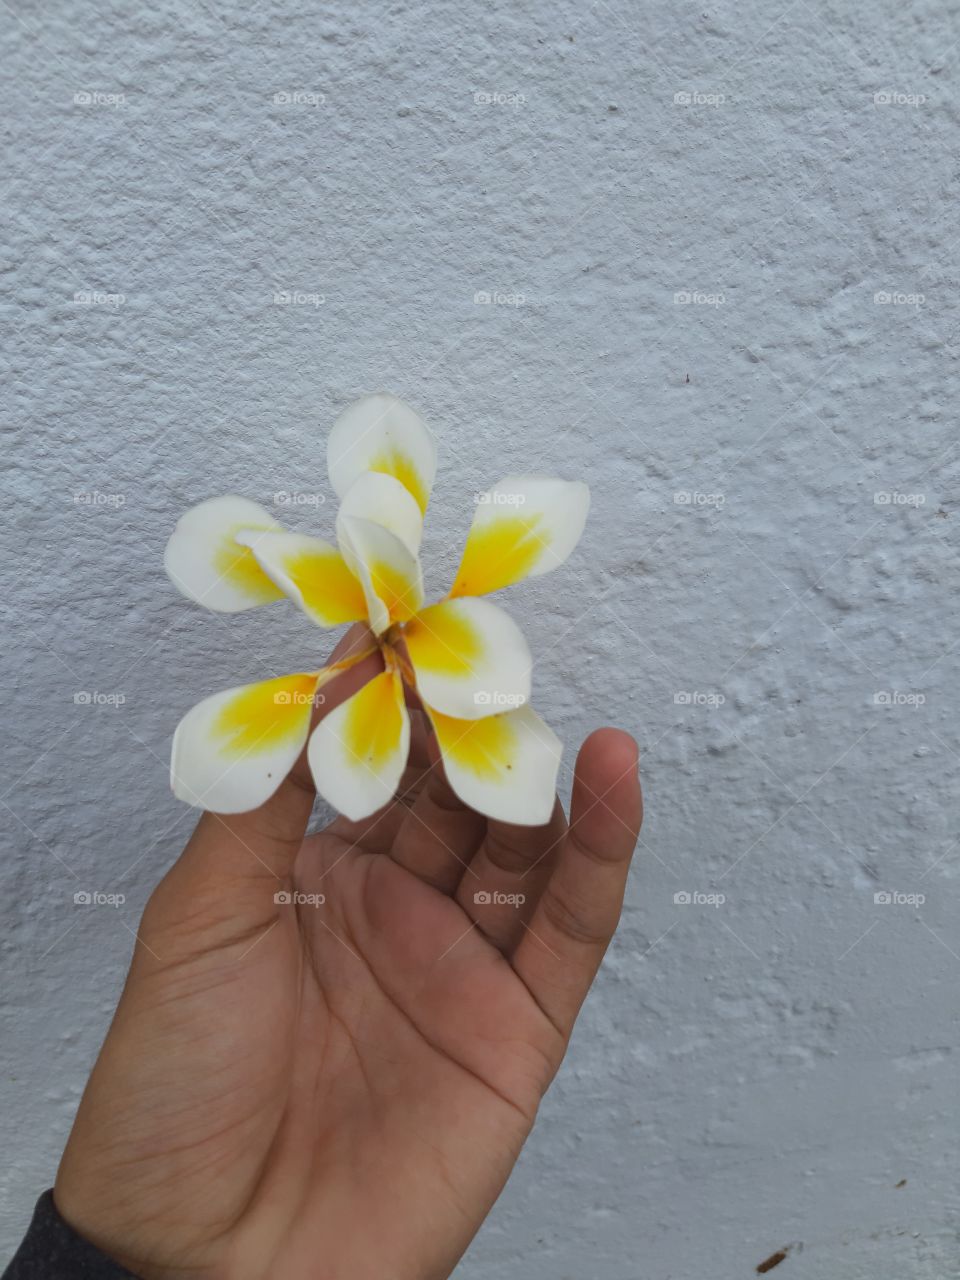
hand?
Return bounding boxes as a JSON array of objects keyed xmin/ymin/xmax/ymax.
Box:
[{"xmin": 55, "ymin": 629, "xmax": 643, "ymax": 1280}]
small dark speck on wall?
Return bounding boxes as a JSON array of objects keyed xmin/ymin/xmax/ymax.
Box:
[{"xmin": 756, "ymin": 1248, "xmax": 789, "ymax": 1274}]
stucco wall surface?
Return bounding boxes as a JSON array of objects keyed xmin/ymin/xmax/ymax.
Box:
[{"xmin": 2, "ymin": 1, "xmax": 958, "ymax": 1276}]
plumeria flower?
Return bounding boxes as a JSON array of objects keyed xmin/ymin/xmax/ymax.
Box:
[{"xmin": 165, "ymin": 393, "xmax": 590, "ymax": 825}]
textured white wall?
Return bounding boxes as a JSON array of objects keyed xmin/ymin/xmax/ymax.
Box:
[{"xmin": 2, "ymin": 1, "xmax": 958, "ymax": 1276}]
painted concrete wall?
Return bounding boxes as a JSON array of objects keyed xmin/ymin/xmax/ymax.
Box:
[{"xmin": 2, "ymin": 1, "xmax": 957, "ymax": 1276}]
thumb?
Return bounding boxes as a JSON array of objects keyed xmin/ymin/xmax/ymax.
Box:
[{"xmin": 152, "ymin": 626, "xmax": 380, "ymax": 913}]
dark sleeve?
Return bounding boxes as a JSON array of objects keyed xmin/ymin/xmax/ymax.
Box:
[{"xmin": 2, "ymin": 1191, "xmax": 139, "ymax": 1279}]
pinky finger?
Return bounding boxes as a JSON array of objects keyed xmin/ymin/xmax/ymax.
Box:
[{"xmin": 512, "ymin": 728, "xmax": 642, "ymax": 1039}]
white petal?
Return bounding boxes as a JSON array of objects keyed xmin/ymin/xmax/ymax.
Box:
[
  {"xmin": 164, "ymin": 496, "xmax": 285, "ymax": 612},
  {"xmin": 327, "ymin": 392, "xmax": 436, "ymax": 514},
  {"xmin": 171, "ymin": 673, "xmax": 320, "ymax": 813},
  {"xmin": 235, "ymin": 530, "xmax": 367, "ymax": 627},
  {"xmin": 336, "ymin": 470, "xmax": 424, "ymax": 558},
  {"xmin": 338, "ymin": 515, "xmax": 424, "ymax": 636},
  {"xmin": 308, "ymin": 669, "xmax": 410, "ymax": 820},
  {"xmin": 425, "ymin": 703, "xmax": 562, "ymax": 825},
  {"xmin": 403, "ymin": 597, "xmax": 531, "ymax": 720},
  {"xmin": 449, "ymin": 477, "xmax": 590, "ymax": 598}
]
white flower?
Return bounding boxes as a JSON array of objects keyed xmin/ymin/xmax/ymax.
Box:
[{"xmin": 165, "ymin": 394, "xmax": 589, "ymax": 825}]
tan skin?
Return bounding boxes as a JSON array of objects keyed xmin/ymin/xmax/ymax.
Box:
[{"xmin": 55, "ymin": 628, "xmax": 643, "ymax": 1280}]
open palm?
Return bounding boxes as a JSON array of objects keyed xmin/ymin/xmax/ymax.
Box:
[{"xmin": 55, "ymin": 647, "xmax": 642, "ymax": 1280}]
